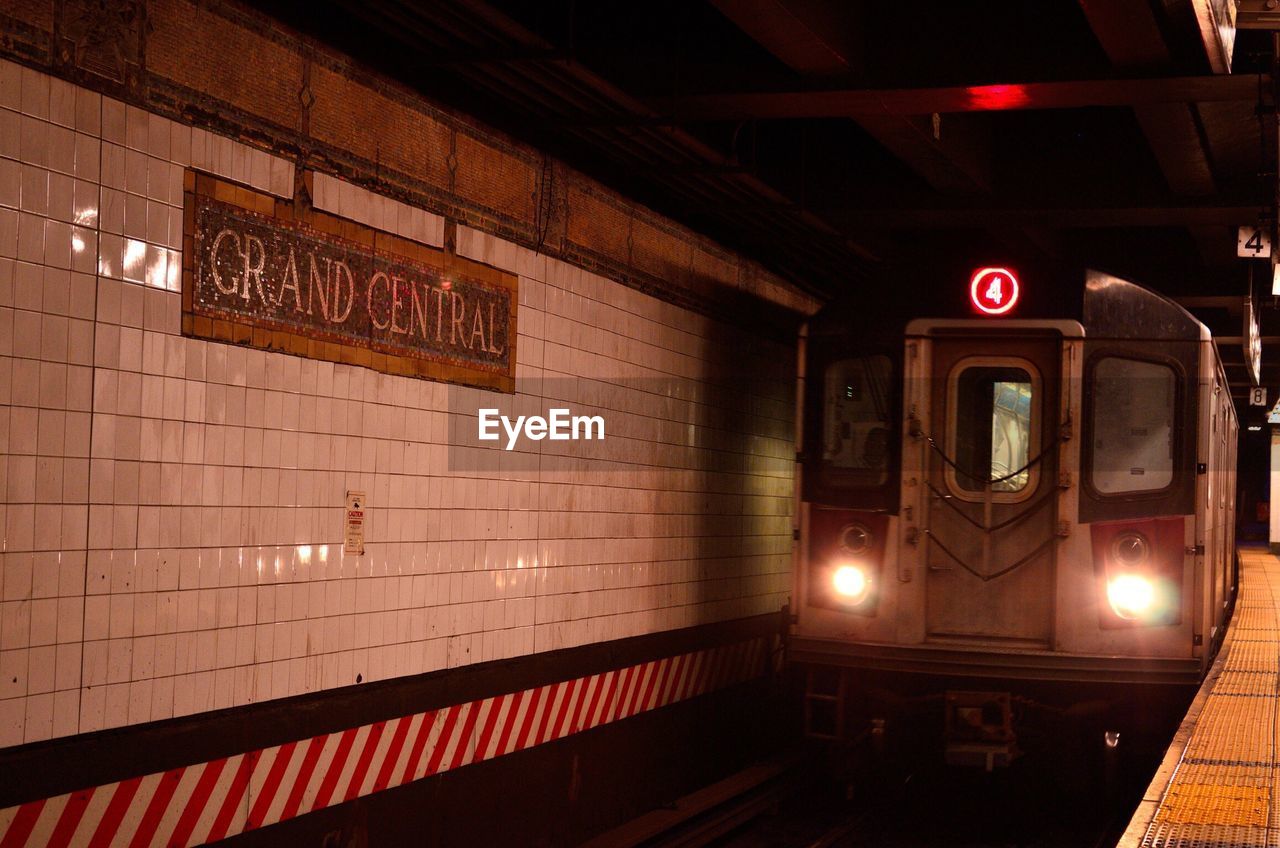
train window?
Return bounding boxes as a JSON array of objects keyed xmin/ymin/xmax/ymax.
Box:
[
  {"xmin": 951, "ymin": 365, "xmax": 1035, "ymax": 494},
  {"xmin": 823, "ymin": 355, "xmax": 893, "ymax": 486},
  {"xmin": 1090, "ymin": 357, "xmax": 1175, "ymax": 494}
]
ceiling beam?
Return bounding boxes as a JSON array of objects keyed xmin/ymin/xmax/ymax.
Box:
[
  {"xmin": 1079, "ymin": 0, "xmax": 1229, "ymax": 270},
  {"xmin": 647, "ymin": 75, "xmax": 1265, "ymax": 121},
  {"xmin": 855, "ymin": 113, "xmax": 993, "ymax": 194},
  {"xmin": 330, "ymin": 0, "xmax": 884, "ymax": 296},
  {"xmin": 1079, "ymin": 0, "xmax": 1171, "ymax": 69},
  {"xmin": 1214, "ymin": 336, "xmax": 1280, "ymax": 344},
  {"xmin": 823, "ymin": 203, "xmax": 1261, "ymax": 228},
  {"xmin": 1131, "ymin": 103, "xmax": 1216, "ymax": 196},
  {"xmin": 710, "ymin": 0, "xmax": 1057, "ymax": 262},
  {"xmin": 707, "ymin": 0, "xmax": 857, "ymax": 77},
  {"xmin": 708, "ymin": 1, "xmax": 993, "ymax": 194}
]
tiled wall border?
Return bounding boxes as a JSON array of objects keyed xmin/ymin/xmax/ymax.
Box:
[{"xmin": 311, "ymin": 172, "xmax": 445, "ymax": 251}]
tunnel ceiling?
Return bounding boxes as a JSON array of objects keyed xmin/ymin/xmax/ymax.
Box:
[{"xmin": 256, "ymin": 0, "xmax": 1280, "ymax": 406}]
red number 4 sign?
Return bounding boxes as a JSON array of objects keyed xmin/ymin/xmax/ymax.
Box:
[{"xmin": 970, "ymin": 267, "xmax": 1020, "ymax": 316}]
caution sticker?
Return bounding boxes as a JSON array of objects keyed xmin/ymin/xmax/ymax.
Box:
[{"xmin": 345, "ymin": 490, "xmax": 366, "ymax": 555}]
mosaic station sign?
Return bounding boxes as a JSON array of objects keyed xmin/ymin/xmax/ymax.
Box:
[{"xmin": 183, "ymin": 176, "xmax": 517, "ymax": 391}]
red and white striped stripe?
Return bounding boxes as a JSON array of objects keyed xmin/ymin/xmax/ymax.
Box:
[{"xmin": 0, "ymin": 635, "xmax": 776, "ymax": 847}]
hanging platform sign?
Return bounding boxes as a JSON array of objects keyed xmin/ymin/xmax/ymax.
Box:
[
  {"xmin": 1237, "ymin": 225, "xmax": 1270, "ymax": 259},
  {"xmin": 182, "ymin": 172, "xmax": 517, "ymax": 392},
  {"xmin": 1245, "ymin": 290, "xmax": 1262, "ymax": 386}
]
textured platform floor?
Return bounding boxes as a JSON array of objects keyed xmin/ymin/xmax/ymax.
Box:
[{"xmin": 1126, "ymin": 548, "xmax": 1280, "ymax": 848}]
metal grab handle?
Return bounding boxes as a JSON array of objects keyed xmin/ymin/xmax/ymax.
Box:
[
  {"xmin": 925, "ymin": 430, "xmax": 1058, "ymax": 486},
  {"xmin": 925, "ymin": 480, "xmax": 1058, "ymax": 534},
  {"xmin": 925, "ymin": 530, "xmax": 1057, "ymax": 583},
  {"xmin": 910, "ymin": 416, "xmax": 1068, "ymax": 485}
]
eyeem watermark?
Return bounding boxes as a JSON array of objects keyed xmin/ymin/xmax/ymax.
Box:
[{"xmin": 478, "ymin": 408, "xmax": 606, "ymax": 450}]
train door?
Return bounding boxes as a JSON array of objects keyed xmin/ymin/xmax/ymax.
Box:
[{"xmin": 922, "ymin": 331, "xmax": 1062, "ymax": 646}]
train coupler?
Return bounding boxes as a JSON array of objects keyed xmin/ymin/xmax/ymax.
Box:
[{"xmin": 943, "ymin": 690, "xmax": 1019, "ymax": 771}]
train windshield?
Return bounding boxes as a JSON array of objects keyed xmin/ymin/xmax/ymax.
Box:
[
  {"xmin": 823, "ymin": 355, "xmax": 893, "ymax": 486},
  {"xmin": 1090, "ymin": 357, "xmax": 1175, "ymax": 494},
  {"xmin": 953, "ymin": 366, "xmax": 1034, "ymax": 494}
]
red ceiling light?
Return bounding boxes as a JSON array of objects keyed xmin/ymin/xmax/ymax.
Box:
[{"xmin": 970, "ymin": 267, "xmax": 1020, "ymax": 315}]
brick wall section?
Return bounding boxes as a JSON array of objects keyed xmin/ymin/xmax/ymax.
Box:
[
  {"xmin": 6, "ymin": 0, "xmax": 51, "ymax": 34},
  {"xmin": 454, "ymin": 131, "xmax": 538, "ymax": 227},
  {"xmin": 0, "ymin": 0, "xmax": 818, "ymax": 323},
  {"xmin": 308, "ymin": 63, "xmax": 455, "ymax": 198},
  {"xmin": 632, "ymin": 217, "xmax": 697, "ymax": 297},
  {"xmin": 147, "ymin": 1, "xmax": 304, "ymax": 136},
  {"xmin": 566, "ymin": 185, "xmax": 632, "ymax": 268},
  {"xmin": 693, "ymin": 246, "xmax": 738, "ymax": 297}
]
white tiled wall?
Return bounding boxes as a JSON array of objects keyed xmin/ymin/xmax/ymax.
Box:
[
  {"xmin": 0, "ymin": 60, "xmax": 794, "ymax": 746},
  {"xmin": 312, "ymin": 172, "xmax": 445, "ymax": 248}
]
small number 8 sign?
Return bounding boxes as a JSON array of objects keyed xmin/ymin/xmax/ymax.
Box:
[{"xmin": 970, "ymin": 267, "xmax": 1020, "ymax": 315}]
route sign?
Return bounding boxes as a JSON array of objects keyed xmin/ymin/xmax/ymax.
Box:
[{"xmin": 969, "ymin": 267, "xmax": 1020, "ymax": 316}]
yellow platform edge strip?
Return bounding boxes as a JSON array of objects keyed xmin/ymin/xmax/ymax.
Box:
[{"xmin": 1117, "ymin": 549, "xmax": 1279, "ymax": 848}]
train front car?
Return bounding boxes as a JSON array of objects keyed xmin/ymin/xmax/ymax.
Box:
[{"xmin": 792, "ymin": 266, "xmax": 1236, "ymax": 770}]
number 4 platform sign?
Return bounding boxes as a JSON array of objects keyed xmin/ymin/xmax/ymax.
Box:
[{"xmin": 1238, "ymin": 225, "xmax": 1271, "ymax": 259}]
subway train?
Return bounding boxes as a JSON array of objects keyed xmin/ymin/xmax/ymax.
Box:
[{"xmin": 792, "ymin": 261, "xmax": 1238, "ymax": 767}]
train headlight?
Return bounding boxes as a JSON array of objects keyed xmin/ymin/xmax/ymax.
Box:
[
  {"xmin": 1110, "ymin": 532, "xmax": 1150, "ymax": 568},
  {"xmin": 840, "ymin": 522, "xmax": 873, "ymax": 556},
  {"xmin": 1106, "ymin": 574, "xmax": 1155, "ymax": 620},
  {"xmin": 832, "ymin": 564, "xmax": 871, "ymax": 603},
  {"xmin": 810, "ymin": 513, "xmax": 884, "ymax": 615},
  {"xmin": 1091, "ymin": 521, "xmax": 1182, "ymax": 628}
]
